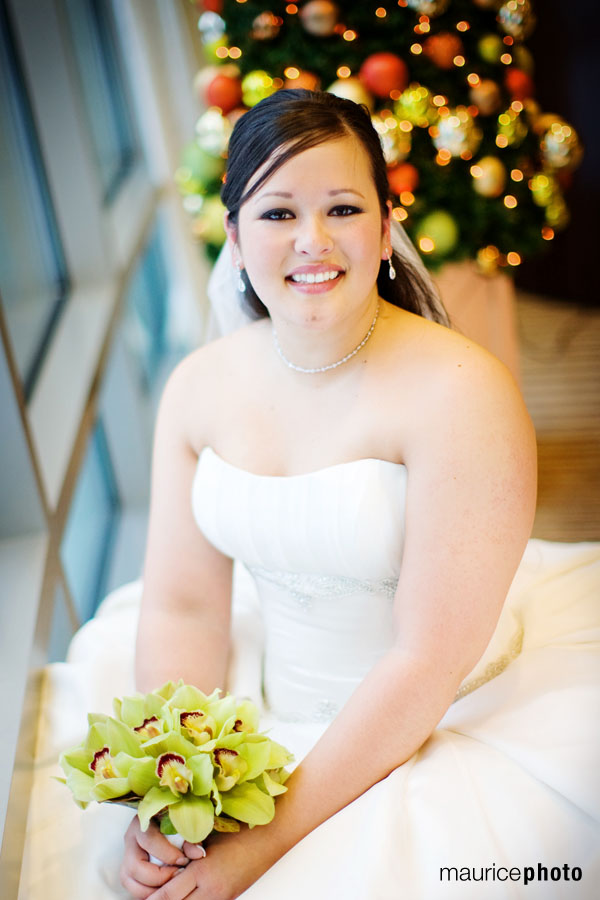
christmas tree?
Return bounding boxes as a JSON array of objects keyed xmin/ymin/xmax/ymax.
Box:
[{"xmin": 178, "ymin": 0, "xmax": 582, "ymax": 275}]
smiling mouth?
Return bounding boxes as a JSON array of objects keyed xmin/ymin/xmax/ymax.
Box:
[{"xmin": 287, "ymin": 270, "xmax": 343, "ymax": 285}]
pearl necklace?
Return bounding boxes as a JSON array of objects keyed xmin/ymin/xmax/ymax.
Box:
[{"xmin": 272, "ymin": 303, "xmax": 380, "ymax": 374}]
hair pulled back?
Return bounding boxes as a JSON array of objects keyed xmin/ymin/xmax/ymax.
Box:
[{"xmin": 221, "ymin": 89, "xmax": 446, "ymax": 325}]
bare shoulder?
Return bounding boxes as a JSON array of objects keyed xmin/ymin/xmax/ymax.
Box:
[
  {"xmin": 382, "ymin": 308, "xmax": 536, "ymax": 465},
  {"xmin": 156, "ymin": 320, "xmax": 269, "ymax": 451}
]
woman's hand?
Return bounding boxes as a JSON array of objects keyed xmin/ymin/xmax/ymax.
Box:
[{"xmin": 120, "ymin": 816, "xmax": 199, "ymax": 899}]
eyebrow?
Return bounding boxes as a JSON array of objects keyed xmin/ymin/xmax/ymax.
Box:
[{"xmin": 255, "ymin": 188, "xmax": 366, "ymax": 200}]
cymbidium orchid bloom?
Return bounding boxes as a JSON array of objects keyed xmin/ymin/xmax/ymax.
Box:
[
  {"xmin": 134, "ymin": 716, "xmax": 162, "ymax": 740},
  {"xmin": 156, "ymin": 753, "xmax": 193, "ymax": 795},
  {"xmin": 214, "ymin": 747, "xmax": 248, "ymax": 791},
  {"xmin": 180, "ymin": 710, "xmax": 216, "ymax": 745}
]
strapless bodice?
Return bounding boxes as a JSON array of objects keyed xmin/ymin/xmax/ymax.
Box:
[{"xmin": 192, "ymin": 447, "xmax": 407, "ymax": 721}]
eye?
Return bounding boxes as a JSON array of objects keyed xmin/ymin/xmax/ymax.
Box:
[
  {"xmin": 259, "ymin": 208, "xmax": 294, "ymax": 220},
  {"xmin": 329, "ymin": 204, "xmax": 363, "ymax": 216}
]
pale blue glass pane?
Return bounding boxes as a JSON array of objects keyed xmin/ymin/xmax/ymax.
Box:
[
  {"xmin": 60, "ymin": 420, "xmax": 120, "ymax": 624},
  {"xmin": 0, "ymin": 2, "xmax": 68, "ymax": 398},
  {"xmin": 47, "ymin": 583, "xmax": 75, "ymax": 663},
  {"xmin": 64, "ymin": 0, "xmax": 139, "ymax": 202},
  {"xmin": 125, "ymin": 225, "xmax": 169, "ymax": 391}
]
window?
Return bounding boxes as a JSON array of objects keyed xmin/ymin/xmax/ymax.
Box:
[
  {"xmin": 0, "ymin": 0, "xmax": 68, "ymax": 399},
  {"xmin": 64, "ymin": 0, "xmax": 139, "ymax": 203},
  {"xmin": 60, "ymin": 419, "xmax": 120, "ymax": 624}
]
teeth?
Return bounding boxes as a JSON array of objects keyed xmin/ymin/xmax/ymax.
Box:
[{"xmin": 290, "ymin": 271, "xmax": 341, "ymax": 284}]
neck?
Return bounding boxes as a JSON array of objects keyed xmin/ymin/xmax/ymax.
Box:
[{"xmin": 270, "ymin": 296, "xmax": 382, "ymax": 376}]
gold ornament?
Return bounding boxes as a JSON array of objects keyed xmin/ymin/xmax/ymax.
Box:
[
  {"xmin": 469, "ymin": 79, "xmax": 502, "ymax": 116},
  {"xmin": 498, "ymin": 1, "xmax": 536, "ymax": 42},
  {"xmin": 394, "ymin": 83, "xmax": 438, "ymax": 128},
  {"xmin": 538, "ymin": 115, "xmax": 583, "ymax": 171},
  {"xmin": 371, "ymin": 113, "xmax": 412, "ymax": 165},
  {"xmin": 327, "ymin": 77, "xmax": 373, "ymax": 109},
  {"xmin": 432, "ymin": 107, "xmax": 482, "ymax": 158},
  {"xmin": 471, "ymin": 156, "xmax": 507, "ymax": 198}
]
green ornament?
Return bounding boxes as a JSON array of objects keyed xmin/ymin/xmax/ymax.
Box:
[
  {"xmin": 478, "ymin": 34, "xmax": 504, "ymax": 64},
  {"xmin": 195, "ymin": 195, "xmax": 227, "ymax": 246},
  {"xmin": 242, "ymin": 70, "xmax": 277, "ymax": 107},
  {"xmin": 180, "ymin": 141, "xmax": 225, "ymax": 185},
  {"xmin": 394, "ymin": 84, "xmax": 438, "ymax": 128},
  {"xmin": 416, "ymin": 210, "xmax": 459, "ymax": 257},
  {"xmin": 195, "ymin": 108, "xmax": 232, "ymax": 158},
  {"xmin": 529, "ymin": 173, "xmax": 557, "ymax": 208},
  {"xmin": 203, "ymin": 35, "xmax": 229, "ymax": 62},
  {"xmin": 497, "ymin": 107, "xmax": 528, "ymax": 148}
]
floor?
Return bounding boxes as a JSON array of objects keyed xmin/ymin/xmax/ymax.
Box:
[{"xmin": 516, "ymin": 291, "xmax": 600, "ymax": 542}]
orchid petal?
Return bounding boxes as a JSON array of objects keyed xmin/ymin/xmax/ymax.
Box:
[
  {"xmin": 60, "ymin": 747, "xmax": 95, "ymax": 776},
  {"xmin": 188, "ymin": 753, "xmax": 214, "ymax": 796},
  {"xmin": 211, "ymin": 782, "xmax": 222, "ymax": 815},
  {"xmin": 220, "ymin": 781, "xmax": 275, "ymax": 826},
  {"xmin": 106, "ymin": 718, "xmax": 144, "ymax": 757},
  {"xmin": 137, "ymin": 786, "xmax": 179, "ymax": 831},
  {"xmin": 168, "ymin": 685, "xmax": 210, "ymax": 712},
  {"xmin": 213, "ymin": 815, "xmax": 240, "ymax": 833},
  {"xmin": 266, "ymin": 741, "xmax": 295, "ymax": 769},
  {"xmin": 141, "ymin": 730, "xmax": 198, "ymax": 758},
  {"xmin": 169, "ymin": 795, "xmax": 215, "ymax": 843},
  {"xmin": 236, "ymin": 741, "xmax": 271, "ymax": 781},
  {"xmin": 259, "ymin": 770, "xmax": 288, "ymax": 797},
  {"xmin": 65, "ymin": 769, "xmax": 96, "ymax": 803},
  {"xmin": 117, "ymin": 695, "xmax": 146, "ymax": 728},
  {"xmin": 90, "ymin": 776, "xmax": 131, "ymax": 801},
  {"xmin": 127, "ymin": 757, "xmax": 158, "ymax": 796},
  {"xmin": 84, "ymin": 722, "xmax": 109, "ymax": 752}
]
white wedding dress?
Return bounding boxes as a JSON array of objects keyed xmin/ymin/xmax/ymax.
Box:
[{"xmin": 20, "ymin": 447, "xmax": 600, "ymax": 899}]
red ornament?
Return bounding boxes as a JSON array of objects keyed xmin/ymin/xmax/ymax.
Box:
[
  {"xmin": 206, "ymin": 73, "xmax": 243, "ymax": 114},
  {"xmin": 423, "ymin": 33, "xmax": 464, "ymax": 70},
  {"xmin": 504, "ymin": 68, "xmax": 535, "ymax": 102},
  {"xmin": 359, "ymin": 53, "xmax": 409, "ymax": 98},
  {"xmin": 387, "ymin": 163, "xmax": 419, "ymax": 195},
  {"xmin": 197, "ymin": 0, "xmax": 224, "ymax": 13}
]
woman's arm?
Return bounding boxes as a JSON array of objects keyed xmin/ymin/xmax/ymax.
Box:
[
  {"xmin": 136, "ymin": 355, "xmax": 233, "ymax": 693},
  {"xmin": 142, "ymin": 344, "xmax": 537, "ymax": 900}
]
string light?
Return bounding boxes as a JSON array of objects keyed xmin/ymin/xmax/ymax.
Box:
[
  {"xmin": 343, "ymin": 29, "xmax": 357, "ymax": 41},
  {"xmin": 496, "ymin": 135, "xmax": 509, "ymax": 148},
  {"xmin": 229, "ymin": 46, "xmax": 242, "ymax": 59},
  {"xmin": 435, "ymin": 151, "xmax": 451, "ymax": 166},
  {"xmin": 511, "ymin": 100, "xmax": 524, "ymax": 113},
  {"xmin": 285, "ymin": 3, "xmax": 298, "ymax": 12},
  {"xmin": 337, "ymin": 66, "xmax": 351, "ymax": 78},
  {"xmin": 454, "ymin": 56, "xmax": 466, "ymax": 67},
  {"xmin": 470, "ymin": 164, "xmax": 483, "ymax": 178},
  {"xmin": 456, "ymin": 21, "xmax": 470, "ymax": 32},
  {"xmin": 392, "ymin": 206, "xmax": 408, "ymax": 222},
  {"xmin": 433, "ymin": 95, "xmax": 447, "ymax": 107},
  {"xmin": 410, "ymin": 43, "xmax": 423, "ymax": 54},
  {"xmin": 467, "ymin": 73, "xmax": 480, "ymax": 86},
  {"xmin": 542, "ymin": 226, "xmax": 555, "ymax": 240},
  {"xmin": 284, "ymin": 67, "xmax": 300, "ymax": 79},
  {"xmin": 503, "ymin": 35, "xmax": 514, "ymax": 45},
  {"xmin": 399, "ymin": 119, "xmax": 413, "ymax": 132},
  {"xmin": 215, "ymin": 46, "xmax": 228, "ymax": 59},
  {"xmin": 400, "ymin": 191, "xmax": 415, "ymax": 206},
  {"xmin": 510, "ymin": 169, "xmax": 524, "ymax": 182},
  {"xmin": 376, "ymin": 7, "xmax": 387, "ymax": 17},
  {"xmin": 419, "ymin": 237, "xmax": 435, "ymax": 253},
  {"xmin": 504, "ymin": 195, "xmax": 518, "ymax": 208},
  {"xmin": 500, "ymin": 53, "xmax": 512, "ymax": 65},
  {"xmin": 507, "ymin": 251, "xmax": 521, "ymax": 266}
]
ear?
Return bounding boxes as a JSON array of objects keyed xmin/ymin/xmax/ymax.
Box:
[
  {"xmin": 380, "ymin": 200, "xmax": 393, "ymax": 260},
  {"xmin": 224, "ymin": 213, "xmax": 243, "ymax": 268}
]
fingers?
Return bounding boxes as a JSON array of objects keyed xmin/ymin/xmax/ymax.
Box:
[
  {"xmin": 121, "ymin": 816, "xmax": 187, "ymax": 894},
  {"xmin": 148, "ymin": 864, "xmax": 199, "ymax": 900},
  {"xmin": 182, "ymin": 841, "xmax": 207, "ymax": 860}
]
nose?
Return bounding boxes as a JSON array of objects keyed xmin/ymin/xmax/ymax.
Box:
[{"xmin": 294, "ymin": 215, "xmax": 334, "ymax": 257}]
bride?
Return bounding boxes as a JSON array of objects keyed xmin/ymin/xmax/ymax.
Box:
[{"xmin": 117, "ymin": 90, "xmax": 598, "ymax": 899}]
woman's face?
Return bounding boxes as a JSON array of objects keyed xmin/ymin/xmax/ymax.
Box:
[{"xmin": 228, "ymin": 135, "xmax": 390, "ymax": 331}]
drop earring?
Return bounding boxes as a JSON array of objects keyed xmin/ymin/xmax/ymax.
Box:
[
  {"xmin": 237, "ymin": 268, "xmax": 246, "ymax": 293},
  {"xmin": 386, "ymin": 249, "xmax": 396, "ymax": 281}
]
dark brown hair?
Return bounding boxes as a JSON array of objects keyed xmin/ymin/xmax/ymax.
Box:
[{"xmin": 221, "ymin": 89, "xmax": 448, "ymax": 325}]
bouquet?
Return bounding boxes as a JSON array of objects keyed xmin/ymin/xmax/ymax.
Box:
[{"xmin": 57, "ymin": 681, "xmax": 294, "ymax": 847}]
